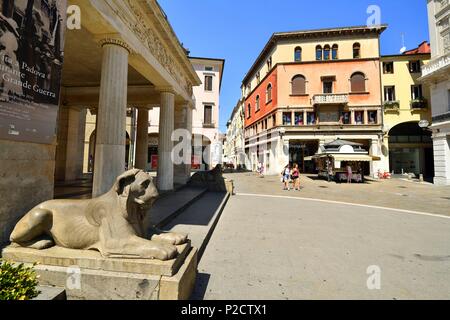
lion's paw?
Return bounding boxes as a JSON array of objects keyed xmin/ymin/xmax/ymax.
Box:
[{"xmin": 151, "ymin": 232, "xmax": 188, "ymax": 246}]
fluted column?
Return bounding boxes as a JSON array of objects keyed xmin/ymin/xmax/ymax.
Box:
[
  {"xmin": 157, "ymin": 89, "xmax": 175, "ymax": 191},
  {"xmin": 135, "ymin": 107, "xmax": 150, "ymax": 170},
  {"xmin": 93, "ymin": 39, "xmax": 130, "ymax": 197}
]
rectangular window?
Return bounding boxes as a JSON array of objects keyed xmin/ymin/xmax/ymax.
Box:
[
  {"xmin": 267, "ymin": 57, "xmax": 272, "ymax": 70},
  {"xmin": 205, "ymin": 66, "xmax": 214, "ymax": 71},
  {"xmin": 283, "ymin": 112, "xmax": 292, "ymax": 126},
  {"xmin": 411, "ymin": 85, "xmax": 423, "ymax": 100},
  {"xmin": 384, "ymin": 86, "xmax": 396, "ymax": 101},
  {"xmin": 204, "ymin": 105, "xmax": 212, "ymax": 125},
  {"xmin": 307, "ymin": 112, "xmax": 317, "ymax": 125},
  {"xmin": 383, "ymin": 62, "xmax": 394, "ymax": 74},
  {"xmin": 355, "ymin": 111, "xmax": 364, "ymax": 125},
  {"xmin": 368, "ymin": 111, "xmax": 378, "ymax": 124},
  {"xmin": 204, "ymin": 75, "xmax": 213, "ymax": 91},
  {"xmin": 294, "ymin": 112, "xmax": 304, "ymax": 125},
  {"xmin": 323, "ymin": 81, "xmax": 333, "ymax": 94},
  {"xmin": 409, "ymin": 61, "xmax": 421, "ymax": 73},
  {"xmin": 340, "ymin": 112, "xmax": 351, "ymax": 124},
  {"xmin": 256, "ymin": 72, "xmax": 261, "ymax": 84}
]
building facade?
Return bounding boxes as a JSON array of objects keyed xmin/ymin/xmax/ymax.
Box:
[
  {"xmin": 381, "ymin": 42, "xmax": 434, "ymax": 178},
  {"xmin": 224, "ymin": 98, "xmax": 246, "ymax": 168},
  {"xmin": 145, "ymin": 57, "xmax": 225, "ymax": 175},
  {"xmin": 420, "ymin": 0, "xmax": 450, "ymax": 185},
  {"xmin": 242, "ymin": 26, "xmax": 388, "ymax": 176}
]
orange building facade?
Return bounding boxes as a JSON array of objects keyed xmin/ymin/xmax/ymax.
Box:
[{"xmin": 242, "ymin": 26, "xmax": 389, "ymax": 176}]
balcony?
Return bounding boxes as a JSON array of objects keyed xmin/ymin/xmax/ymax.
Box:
[
  {"xmin": 383, "ymin": 100, "xmax": 400, "ymax": 112},
  {"xmin": 420, "ymin": 53, "xmax": 450, "ymax": 81},
  {"xmin": 202, "ymin": 122, "xmax": 216, "ymax": 129},
  {"xmin": 410, "ymin": 98, "xmax": 428, "ymax": 110},
  {"xmin": 313, "ymin": 94, "xmax": 349, "ymax": 105}
]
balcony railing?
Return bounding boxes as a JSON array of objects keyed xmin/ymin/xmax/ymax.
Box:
[
  {"xmin": 203, "ymin": 122, "xmax": 216, "ymax": 128},
  {"xmin": 313, "ymin": 94, "xmax": 349, "ymax": 105},
  {"xmin": 421, "ymin": 52, "xmax": 450, "ymax": 78},
  {"xmin": 410, "ymin": 98, "xmax": 428, "ymax": 110},
  {"xmin": 384, "ymin": 100, "xmax": 400, "ymax": 110}
]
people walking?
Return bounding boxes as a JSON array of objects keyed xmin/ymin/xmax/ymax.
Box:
[
  {"xmin": 327, "ymin": 159, "xmax": 333, "ymax": 182},
  {"xmin": 292, "ymin": 164, "xmax": 300, "ymax": 190},
  {"xmin": 281, "ymin": 164, "xmax": 291, "ymax": 191},
  {"xmin": 346, "ymin": 164, "xmax": 353, "ymax": 184}
]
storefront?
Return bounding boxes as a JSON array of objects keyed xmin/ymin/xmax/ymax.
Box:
[
  {"xmin": 289, "ymin": 140, "xmax": 319, "ymax": 173},
  {"xmin": 313, "ymin": 139, "xmax": 378, "ymax": 182}
]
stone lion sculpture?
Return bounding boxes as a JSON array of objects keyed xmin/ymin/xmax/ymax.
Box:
[
  {"xmin": 10, "ymin": 169, "xmax": 188, "ymax": 261},
  {"xmin": 188, "ymin": 164, "xmax": 227, "ymax": 192}
]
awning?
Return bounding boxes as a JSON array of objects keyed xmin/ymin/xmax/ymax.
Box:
[{"xmin": 332, "ymin": 154, "xmax": 377, "ymax": 162}]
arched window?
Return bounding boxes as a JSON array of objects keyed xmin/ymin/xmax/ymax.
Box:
[
  {"xmin": 294, "ymin": 47, "xmax": 302, "ymax": 62},
  {"xmin": 324, "ymin": 45, "xmax": 331, "ymax": 60},
  {"xmin": 247, "ymin": 104, "xmax": 251, "ymax": 118},
  {"xmin": 291, "ymin": 75, "xmax": 306, "ymax": 95},
  {"xmin": 316, "ymin": 45, "xmax": 323, "ymax": 61},
  {"xmin": 332, "ymin": 44, "xmax": 339, "ymax": 60},
  {"xmin": 256, "ymin": 95, "xmax": 260, "ymax": 111},
  {"xmin": 350, "ymin": 72, "xmax": 366, "ymax": 92},
  {"xmin": 266, "ymin": 84, "xmax": 273, "ymax": 102},
  {"xmin": 353, "ymin": 43, "xmax": 361, "ymax": 59}
]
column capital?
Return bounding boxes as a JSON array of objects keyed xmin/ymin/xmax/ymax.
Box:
[{"xmin": 97, "ymin": 34, "xmax": 133, "ymax": 54}]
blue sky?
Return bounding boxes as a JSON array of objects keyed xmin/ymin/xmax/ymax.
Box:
[{"xmin": 158, "ymin": 0, "xmax": 430, "ymax": 132}]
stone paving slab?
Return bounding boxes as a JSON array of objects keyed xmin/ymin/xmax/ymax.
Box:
[
  {"xmin": 163, "ymin": 192, "xmax": 230, "ymax": 260},
  {"xmin": 149, "ymin": 187, "xmax": 208, "ymax": 228}
]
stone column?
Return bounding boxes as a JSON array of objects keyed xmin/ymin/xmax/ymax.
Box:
[
  {"xmin": 92, "ymin": 39, "xmax": 130, "ymax": 197},
  {"xmin": 173, "ymin": 104, "xmax": 192, "ymax": 185},
  {"xmin": 65, "ymin": 107, "xmax": 87, "ymax": 181},
  {"xmin": 184, "ymin": 104, "xmax": 193, "ymax": 181},
  {"xmin": 350, "ymin": 110, "xmax": 355, "ymax": 124},
  {"xmin": 157, "ymin": 89, "xmax": 175, "ymax": 191},
  {"xmin": 135, "ymin": 107, "xmax": 150, "ymax": 170},
  {"xmin": 364, "ymin": 110, "xmax": 369, "ymax": 125}
]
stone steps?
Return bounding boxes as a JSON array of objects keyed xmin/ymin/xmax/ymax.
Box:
[{"xmin": 162, "ymin": 192, "xmax": 230, "ymax": 261}]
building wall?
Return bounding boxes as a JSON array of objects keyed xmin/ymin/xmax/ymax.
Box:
[
  {"xmin": 382, "ymin": 55, "xmax": 431, "ymax": 127},
  {"xmin": 245, "ymin": 34, "xmax": 381, "ymax": 92},
  {"xmin": 245, "ymin": 68, "xmax": 278, "ymax": 127},
  {"xmin": 430, "ymin": 81, "xmax": 450, "ymax": 117},
  {"xmin": 277, "ymin": 59, "xmax": 382, "ymax": 107},
  {"xmin": 0, "ymin": 140, "xmax": 56, "ymax": 245}
]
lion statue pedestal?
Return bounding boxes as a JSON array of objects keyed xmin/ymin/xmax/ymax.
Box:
[{"xmin": 1, "ymin": 169, "xmax": 197, "ymax": 300}]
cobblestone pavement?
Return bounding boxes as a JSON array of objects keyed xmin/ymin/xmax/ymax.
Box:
[{"xmin": 224, "ymin": 172, "xmax": 450, "ymax": 216}]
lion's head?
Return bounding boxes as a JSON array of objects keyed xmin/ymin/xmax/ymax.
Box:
[{"xmin": 113, "ymin": 169, "xmax": 159, "ymax": 234}]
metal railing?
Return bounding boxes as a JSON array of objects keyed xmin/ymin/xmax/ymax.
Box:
[{"xmin": 313, "ymin": 93, "xmax": 349, "ymax": 104}]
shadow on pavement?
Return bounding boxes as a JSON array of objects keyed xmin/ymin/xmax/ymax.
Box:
[{"xmin": 190, "ymin": 273, "xmax": 211, "ymax": 300}]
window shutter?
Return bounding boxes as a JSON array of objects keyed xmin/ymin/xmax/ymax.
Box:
[
  {"xmin": 351, "ymin": 73, "xmax": 366, "ymax": 92},
  {"xmin": 292, "ymin": 76, "xmax": 306, "ymax": 95}
]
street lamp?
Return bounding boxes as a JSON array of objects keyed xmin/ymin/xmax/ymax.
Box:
[{"xmin": 279, "ymin": 127, "xmax": 286, "ymax": 138}]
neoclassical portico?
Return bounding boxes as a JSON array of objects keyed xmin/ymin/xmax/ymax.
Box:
[{"xmin": 57, "ymin": 0, "xmax": 201, "ymax": 195}]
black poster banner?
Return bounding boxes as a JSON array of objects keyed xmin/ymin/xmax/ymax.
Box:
[{"xmin": 0, "ymin": 0, "xmax": 66, "ymax": 144}]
